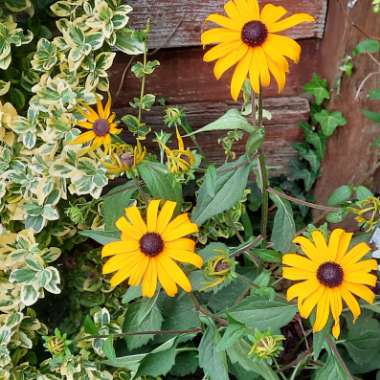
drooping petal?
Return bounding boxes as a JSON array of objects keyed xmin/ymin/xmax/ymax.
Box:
[
  {"xmin": 341, "ymin": 242, "xmax": 371, "ymax": 265},
  {"xmin": 299, "ymin": 286, "xmax": 324, "ymax": 318},
  {"xmin": 266, "ymin": 57, "xmax": 286, "ymax": 92},
  {"xmin": 282, "ymin": 267, "xmax": 314, "ymax": 281},
  {"xmin": 156, "ymin": 258, "xmax": 178, "ymax": 296},
  {"xmin": 341, "ymin": 286, "xmax": 361, "ymax": 321},
  {"xmin": 156, "ymin": 201, "xmax": 177, "ymax": 233},
  {"xmin": 128, "ymin": 255, "xmax": 149, "ymax": 286},
  {"xmin": 268, "ymin": 13, "xmax": 315, "ymax": 33},
  {"xmin": 260, "ymin": 4, "xmax": 288, "ymax": 26},
  {"xmin": 158, "ymin": 255, "xmax": 192, "ymax": 292},
  {"xmin": 214, "ymin": 44, "xmax": 248, "ymax": 79},
  {"xmin": 249, "ymin": 61, "xmax": 260, "ymax": 93},
  {"xmin": 206, "ymin": 14, "xmax": 243, "ymax": 31},
  {"xmin": 204, "ymin": 40, "xmax": 243, "ymax": 62},
  {"xmin": 201, "ymin": 28, "xmax": 240, "ymax": 46},
  {"xmin": 166, "ymin": 249, "xmax": 204, "ymax": 268},
  {"xmin": 282, "ymin": 254, "xmax": 317, "ymax": 272},
  {"xmin": 141, "ymin": 260, "xmax": 158, "ymax": 297},
  {"xmin": 147, "ymin": 200, "xmax": 160, "ymax": 232},
  {"xmin": 125, "ymin": 206, "xmax": 147, "ymax": 233},
  {"xmin": 344, "ymin": 283, "xmax": 375, "ymax": 304},
  {"xmin": 328, "ymin": 229, "xmax": 345, "ymax": 261},
  {"xmin": 330, "ymin": 289, "xmax": 343, "ymax": 338},
  {"xmin": 262, "ymin": 39, "xmax": 289, "ymax": 72},
  {"xmin": 231, "ymin": 49, "xmax": 253, "ymax": 100},
  {"xmin": 286, "ymin": 278, "xmax": 319, "ymax": 301},
  {"xmin": 266, "ymin": 34, "xmax": 301, "ymax": 63},
  {"xmin": 102, "ymin": 240, "xmax": 140, "ymax": 257},
  {"xmin": 252, "ymin": 47, "xmax": 271, "ymax": 88},
  {"xmin": 313, "ymin": 288, "xmax": 330, "ymax": 333},
  {"xmin": 70, "ymin": 131, "xmax": 95, "ymax": 145}
]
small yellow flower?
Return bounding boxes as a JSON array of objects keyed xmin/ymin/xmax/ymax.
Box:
[
  {"xmin": 351, "ymin": 196, "xmax": 380, "ymax": 232},
  {"xmin": 160, "ymin": 127, "xmax": 195, "ymax": 174},
  {"xmin": 201, "ymin": 0, "xmax": 314, "ymax": 99},
  {"xmin": 105, "ymin": 141, "xmax": 146, "ymax": 175},
  {"xmin": 102, "ymin": 200, "xmax": 204, "ymax": 297},
  {"xmin": 70, "ymin": 94, "xmax": 122, "ymax": 154},
  {"xmin": 283, "ymin": 229, "xmax": 378, "ymax": 338}
]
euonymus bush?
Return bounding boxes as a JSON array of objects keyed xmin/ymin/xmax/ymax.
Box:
[{"xmin": 1, "ymin": 1, "xmax": 380, "ymax": 379}]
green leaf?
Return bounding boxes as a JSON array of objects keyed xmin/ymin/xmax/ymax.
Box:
[
  {"xmin": 216, "ymin": 323, "xmax": 246, "ymax": 352},
  {"xmin": 312, "ymin": 319, "xmax": 332, "ymax": 360},
  {"xmin": 363, "ymin": 109, "xmax": 380, "ymax": 123},
  {"xmin": 170, "ymin": 350, "xmax": 199, "ymax": 377},
  {"xmin": 252, "ymin": 248, "xmax": 282, "ymax": 264},
  {"xmin": 314, "ymin": 350, "xmax": 350, "ymax": 380},
  {"xmin": 0, "ymin": 80, "xmax": 10, "ymax": 96},
  {"xmin": 102, "ymin": 183, "xmax": 137, "ymax": 231},
  {"xmin": 9, "ymin": 268, "xmax": 36, "ymax": 283},
  {"xmin": 227, "ymin": 296, "xmax": 297, "ymax": 331},
  {"xmin": 368, "ymin": 88, "xmax": 380, "ymax": 100},
  {"xmin": 79, "ymin": 230, "xmax": 119, "ymax": 244},
  {"xmin": 299, "ymin": 122, "xmax": 326, "ymax": 161},
  {"xmin": 114, "ymin": 29, "xmax": 145, "ymax": 55},
  {"xmin": 355, "ymin": 185, "xmax": 373, "ymax": 200},
  {"xmin": 354, "ymin": 39, "xmax": 380, "ymax": 55},
  {"xmin": 270, "ymin": 192, "xmax": 296, "ymax": 253},
  {"xmin": 102, "ymin": 337, "xmax": 116, "ymax": 360},
  {"xmin": 138, "ymin": 162, "xmax": 183, "ymax": 204},
  {"xmin": 314, "ymin": 110, "xmax": 347, "ymax": 137},
  {"xmin": 304, "ymin": 73, "xmax": 330, "ymax": 105},
  {"xmin": 227, "ymin": 340, "xmax": 279, "ymax": 380},
  {"xmin": 327, "ymin": 185, "xmax": 353, "ymax": 206},
  {"xmin": 198, "ymin": 320, "xmax": 229, "ymax": 380},
  {"xmin": 123, "ymin": 296, "xmax": 163, "ymax": 350},
  {"xmin": 9, "ymin": 88, "xmax": 25, "ymax": 110},
  {"xmin": 192, "ymin": 156, "xmax": 251, "ymax": 226},
  {"xmin": 187, "ymin": 109, "xmax": 254, "ymax": 136},
  {"xmin": 83, "ymin": 315, "xmax": 98, "ymax": 335},
  {"xmin": 122, "ymin": 286, "xmax": 142, "ymax": 304},
  {"xmin": 326, "ymin": 209, "xmax": 346, "ymax": 224}
]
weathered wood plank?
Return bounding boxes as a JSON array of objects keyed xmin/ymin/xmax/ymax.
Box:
[
  {"xmin": 127, "ymin": 0, "xmax": 327, "ymax": 48},
  {"xmin": 110, "ymin": 40, "xmax": 319, "ymax": 107},
  {"xmin": 116, "ymin": 96, "xmax": 309, "ymax": 175}
]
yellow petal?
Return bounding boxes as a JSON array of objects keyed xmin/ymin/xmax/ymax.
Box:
[
  {"xmin": 201, "ymin": 28, "xmax": 240, "ymax": 46},
  {"xmin": 81, "ymin": 104, "xmax": 99, "ymax": 122},
  {"xmin": 214, "ymin": 44, "xmax": 248, "ymax": 79},
  {"xmin": 282, "ymin": 267, "xmax": 314, "ymax": 281},
  {"xmin": 69, "ymin": 131, "xmax": 95, "ymax": 145},
  {"xmin": 224, "ymin": 0, "xmax": 240, "ymax": 19},
  {"xmin": 341, "ymin": 242, "xmax": 371, "ymax": 265},
  {"xmin": 283, "ymin": 254, "xmax": 317, "ymax": 272},
  {"xmin": 162, "ymin": 221, "xmax": 198, "ymax": 241},
  {"xmin": 128, "ymin": 255, "xmax": 149, "ymax": 286},
  {"xmin": 147, "ymin": 200, "xmax": 160, "ymax": 232},
  {"xmin": 156, "ymin": 258, "xmax": 178, "ymax": 297},
  {"xmin": 103, "ymin": 252, "xmax": 139, "ymax": 274},
  {"xmin": 115, "ymin": 217, "xmax": 143, "ymax": 240},
  {"xmin": 245, "ymin": 0, "xmax": 260, "ymax": 20},
  {"xmin": 341, "ymin": 286, "xmax": 361, "ymax": 321},
  {"xmin": 311, "ymin": 230, "xmax": 330, "ymax": 258},
  {"xmin": 166, "ymin": 249, "xmax": 203, "ymax": 268},
  {"xmin": 260, "ymin": 4, "xmax": 287, "ymax": 26},
  {"xmin": 252, "ymin": 47, "xmax": 270, "ymax": 88},
  {"xmin": 345, "ymin": 259, "xmax": 378, "ymax": 273},
  {"xmin": 231, "ymin": 49, "xmax": 253, "ymax": 101},
  {"xmin": 206, "ymin": 14, "xmax": 243, "ymax": 31},
  {"xmin": 344, "ymin": 283, "xmax": 375, "ymax": 304},
  {"xmin": 344, "ymin": 272, "xmax": 377, "ymax": 287},
  {"xmin": 336, "ymin": 231, "xmax": 353, "ymax": 263},
  {"xmin": 268, "ymin": 13, "xmax": 315, "ymax": 33},
  {"xmin": 249, "ymin": 61, "xmax": 260, "ymax": 93},
  {"xmin": 175, "ymin": 127, "xmax": 185, "ymax": 151},
  {"xmin": 141, "ymin": 260, "xmax": 158, "ymax": 298},
  {"xmin": 313, "ymin": 288, "xmax": 330, "ymax": 333},
  {"xmin": 102, "ymin": 240, "xmax": 139, "ymax": 258},
  {"xmin": 158, "ymin": 255, "xmax": 192, "ymax": 292},
  {"xmin": 330, "ymin": 289, "xmax": 343, "ymax": 339},
  {"xmin": 165, "ymin": 238, "xmax": 196, "ymax": 252},
  {"xmin": 262, "ymin": 39, "xmax": 289, "ymax": 72},
  {"xmin": 104, "ymin": 93, "xmax": 112, "ymax": 119},
  {"xmin": 156, "ymin": 201, "xmax": 177, "ymax": 233},
  {"xmin": 328, "ymin": 229, "xmax": 345, "ymax": 261},
  {"xmin": 110, "ymin": 258, "xmax": 142, "ymax": 287},
  {"xmin": 163, "ymin": 213, "xmax": 193, "ymax": 235},
  {"xmin": 286, "ymin": 278, "xmax": 319, "ymax": 301},
  {"xmin": 299, "ymin": 286, "xmax": 324, "ymax": 318},
  {"xmin": 204, "ymin": 40, "xmax": 243, "ymax": 62},
  {"xmin": 266, "ymin": 34, "xmax": 301, "ymax": 63},
  {"xmin": 97, "ymin": 97, "xmax": 105, "ymax": 119},
  {"xmin": 77, "ymin": 121, "xmax": 94, "ymax": 129},
  {"xmin": 267, "ymin": 57, "xmax": 286, "ymax": 93},
  {"xmin": 292, "ymin": 236, "xmax": 323, "ymax": 263},
  {"xmin": 125, "ymin": 206, "xmax": 147, "ymax": 233}
]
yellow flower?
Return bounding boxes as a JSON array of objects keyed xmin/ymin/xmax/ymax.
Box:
[
  {"xmin": 201, "ymin": 0, "xmax": 315, "ymax": 99},
  {"xmin": 283, "ymin": 229, "xmax": 378, "ymax": 338},
  {"xmin": 70, "ymin": 94, "xmax": 122, "ymax": 154},
  {"xmin": 102, "ymin": 200, "xmax": 203, "ymax": 297},
  {"xmin": 105, "ymin": 141, "xmax": 146, "ymax": 175},
  {"xmin": 351, "ymin": 196, "xmax": 380, "ymax": 232},
  {"xmin": 161, "ymin": 127, "xmax": 195, "ymax": 174}
]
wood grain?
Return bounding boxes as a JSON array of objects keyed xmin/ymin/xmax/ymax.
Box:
[
  {"xmin": 110, "ymin": 39, "xmax": 320, "ymax": 107},
  {"xmin": 116, "ymin": 96, "xmax": 310, "ymax": 175},
  {"xmin": 127, "ymin": 0, "xmax": 328, "ymax": 48}
]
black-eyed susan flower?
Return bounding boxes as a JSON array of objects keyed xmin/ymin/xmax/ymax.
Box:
[
  {"xmin": 283, "ymin": 229, "xmax": 378, "ymax": 338},
  {"xmin": 70, "ymin": 94, "xmax": 122, "ymax": 154},
  {"xmin": 102, "ymin": 200, "xmax": 203, "ymax": 297},
  {"xmin": 160, "ymin": 127, "xmax": 195, "ymax": 174},
  {"xmin": 201, "ymin": 0, "xmax": 315, "ymax": 100},
  {"xmin": 105, "ymin": 141, "xmax": 146, "ymax": 175}
]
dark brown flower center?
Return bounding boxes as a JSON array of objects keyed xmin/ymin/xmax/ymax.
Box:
[
  {"xmin": 241, "ymin": 21, "xmax": 268, "ymax": 47},
  {"xmin": 317, "ymin": 262, "xmax": 344, "ymax": 288},
  {"xmin": 120, "ymin": 152, "xmax": 134, "ymax": 167},
  {"xmin": 215, "ymin": 260, "xmax": 229, "ymax": 272},
  {"xmin": 140, "ymin": 233, "xmax": 164, "ymax": 257},
  {"xmin": 93, "ymin": 119, "xmax": 110, "ymax": 136}
]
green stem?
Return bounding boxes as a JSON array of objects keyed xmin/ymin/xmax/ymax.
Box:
[{"xmin": 326, "ymin": 336, "xmax": 354, "ymax": 380}]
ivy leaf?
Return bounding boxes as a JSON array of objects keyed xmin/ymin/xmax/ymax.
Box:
[
  {"xmin": 363, "ymin": 109, "xmax": 380, "ymax": 123},
  {"xmin": 304, "ymin": 73, "xmax": 330, "ymax": 105},
  {"xmin": 354, "ymin": 39, "xmax": 380, "ymax": 55},
  {"xmin": 327, "ymin": 185, "xmax": 353, "ymax": 206},
  {"xmin": 270, "ymin": 192, "xmax": 296, "ymax": 252},
  {"xmin": 314, "ymin": 110, "xmax": 347, "ymax": 137}
]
